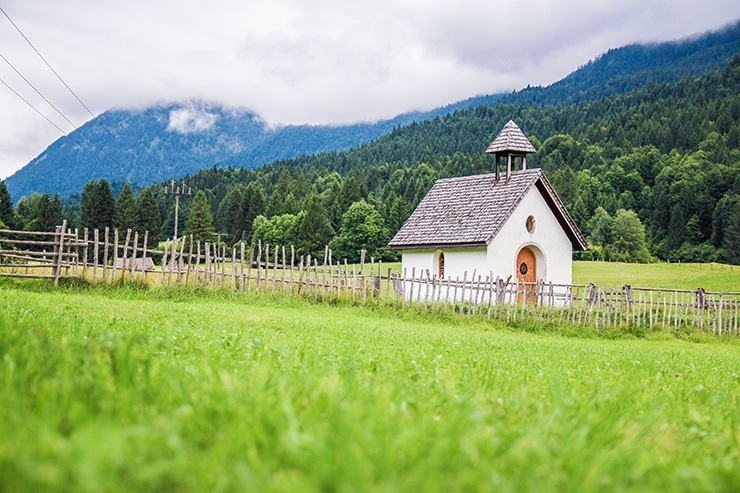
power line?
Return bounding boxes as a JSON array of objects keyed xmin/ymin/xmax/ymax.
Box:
[
  {"xmin": 0, "ymin": 4, "xmax": 139, "ymax": 163},
  {"xmin": 0, "ymin": 51, "xmax": 131, "ymax": 169},
  {"xmin": 0, "ymin": 74, "xmax": 119, "ymax": 166},
  {"xmin": 0, "ymin": 74, "xmax": 68, "ymax": 135},
  {"xmin": 1, "ymin": 51, "xmax": 80, "ymax": 131}
]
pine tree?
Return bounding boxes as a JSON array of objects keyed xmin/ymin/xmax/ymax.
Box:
[
  {"xmin": 667, "ymin": 204, "xmax": 686, "ymax": 251},
  {"xmin": 51, "ymin": 193, "xmax": 63, "ymax": 229},
  {"xmin": 217, "ymin": 186, "xmax": 244, "ymax": 240},
  {"xmin": 136, "ymin": 187, "xmax": 162, "ymax": 248},
  {"xmin": 184, "ymin": 190, "xmax": 215, "ymax": 243},
  {"xmin": 115, "ymin": 183, "xmax": 138, "ymax": 231},
  {"xmin": 14, "ymin": 196, "xmax": 35, "ymax": 230},
  {"xmin": 297, "ymin": 194, "xmax": 334, "ymax": 258},
  {"xmin": 0, "ymin": 180, "xmax": 14, "ymax": 229},
  {"xmin": 80, "ymin": 181, "xmax": 97, "ymax": 230},
  {"xmin": 32, "ymin": 193, "xmax": 63, "ymax": 232},
  {"xmin": 81, "ymin": 179, "xmax": 115, "ymax": 231},
  {"xmin": 265, "ymin": 170, "xmax": 294, "ymax": 217},
  {"xmin": 385, "ymin": 193, "xmax": 410, "ymax": 236},
  {"xmin": 720, "ymin": 200, "xmax": 740, "ymax": 265},
  {"xmin": 241, "ymin": 182, "xmax": 265, "ymax": 242},
  {"xmin": 96, "ymin": 180, "xmax": 116, "ymax": 230}
]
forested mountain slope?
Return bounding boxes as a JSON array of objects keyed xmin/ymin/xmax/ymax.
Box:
[
  {"xmin": 169, "ymin": 56, "xmax": 739, "ymax": 263},
  {"xmin": 5, "ymin": 21, "xmax": 738, "ymax": 201}
]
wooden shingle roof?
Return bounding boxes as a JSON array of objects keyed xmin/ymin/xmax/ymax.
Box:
[
  {"xmin": 485, "ymin": 120, "xmax": 536, "ymax": 154},
  {"xmin": 388, "ymin": 168, "xmax": 587, "ymax": 251}
]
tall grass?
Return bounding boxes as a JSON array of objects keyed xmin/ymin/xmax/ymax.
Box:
[{"xmin": 1, "ymin": 281, "xmax": 738, "ymax": 492}]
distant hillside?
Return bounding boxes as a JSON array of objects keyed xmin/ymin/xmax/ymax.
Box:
[
  {"xmin": 5, "ymin": 20, "xmax": 738, "ymax": 201},
  {"xmin": 5, "ymin": 103, "xmax": 452, "ymax": 201}
]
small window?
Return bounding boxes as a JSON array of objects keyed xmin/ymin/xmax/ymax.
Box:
[
  {"xmin": 526, "ymin": 215, "xmax": 536, "ymax": 234},
  {"xmin": 437, "ymin": 252, "xmax": 445, "ymax": 278},
  {"xmin": 519, "ymin": 262, "xmax": 528, "ymax": 275}
]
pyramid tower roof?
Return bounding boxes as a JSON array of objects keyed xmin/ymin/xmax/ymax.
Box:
[{"xmin": 485, "ymin": 120, "xmax": 536, "ymax": 154}]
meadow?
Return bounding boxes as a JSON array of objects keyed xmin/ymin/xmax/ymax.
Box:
[
  {"xmin": 572, "ymin": 261, "xmax": 740, "ymax": 293},
  {"xmin": 1, "ymin": 279, "xmax": 738, "ymax": 492},
  {"xmin": 363, "ymin": 260, "xmax": 739, "ymax": 292}
]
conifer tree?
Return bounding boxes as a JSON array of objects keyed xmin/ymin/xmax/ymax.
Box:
[
  {"xmin": 0, "ymin": 180, "xmax": 14, "ymax": 229},
  {"xmin": 217, "ymin": 186, "xmax": 244, "ymax": 239},
  {"xmin": 14, "ymin": 196, "xmax": 35, "ymax": 230},
  {"xmin": 31, "ymin": 193, "xmax": 63, "ymax": 232},
  {"xmin": 721, "ymin": 200, "xmax": 740, "ymax": 265},
  {"xmin": 81, "ymin": 179, "xmax": 115, "ymax": 231},
  {"xmin": 184, "ymin": 190, "xmax": 215, "ymax": 243},
  {"xmin": 115, "ymin": 183, "xmax": 138, "ymax": 231},
  {"xmin": 297, "ymin": 194, "xmax": 334, "ymax": 258},
  {"xmin": 51, "ymin": 193, "xmax": 63, "ymax": 229},
  {"xmin": 80, "ymin": 181, "xmax": 97, "ymax": 230},
  {"xmin": 241, "ymin": 182, "xmax": 265, "ymax": 242},
  {"xmin": 136, "ymin": 187, "xmax": 162, "ymax": 247}
]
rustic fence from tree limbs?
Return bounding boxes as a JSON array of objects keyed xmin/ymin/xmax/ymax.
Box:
[{"xmin": 1, "ymin": 224, "xmax": 738, "ymax": 336}]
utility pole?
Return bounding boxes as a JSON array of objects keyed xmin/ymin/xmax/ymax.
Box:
[
  {"xmin": 163, "ymin": 180, "xmax": 192, "ymax": 275},
  {"xmin": 163, "ymin": 180, "xmax": 191, "ymax": 241}
]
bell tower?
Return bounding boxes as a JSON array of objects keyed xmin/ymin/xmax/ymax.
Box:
[{"xmin": 485, "ymin": 120, "xmax": 536, "ymax": 183}]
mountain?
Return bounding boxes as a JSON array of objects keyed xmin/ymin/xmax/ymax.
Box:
[
  {"xmin": 5, "ymin": 102, "xmax": 456, "ymax": 201},
  {"xmin": 5, "ymin": 20, "xmax": 738, "ymax": 201}
]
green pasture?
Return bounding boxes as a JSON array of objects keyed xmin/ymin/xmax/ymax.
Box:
[
  {"xmin": 374, "ymin": 260, "xmax": 739, "ymax": 293},
  {"xmin": 1, "ymin": 280, "xmax": 738, "ymax": 492},
  {"xmin": 327, "ymin": 260, "xmax": 739, "ymax": 292},
  {"xmin": 573, "ymin": 261, "xmax": 740, "ymax": 292}
]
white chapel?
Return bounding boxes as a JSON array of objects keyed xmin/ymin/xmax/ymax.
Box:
[{"xmin": 388, "ymin": 120, "xmax": 587, "ymax": 297}]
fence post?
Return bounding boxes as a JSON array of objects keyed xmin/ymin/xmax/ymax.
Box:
[{"xmin": 53, "ymin": 220, "xmax": 67, "ymax": 286}]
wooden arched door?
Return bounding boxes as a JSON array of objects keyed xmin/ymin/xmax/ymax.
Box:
[{"xmin": 516, "ymin": 247, "xmax": 537, "ymax": 304}]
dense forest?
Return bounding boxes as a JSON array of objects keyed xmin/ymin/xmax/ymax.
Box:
[{"xmin": 2, "ymin": 56, "xmax": 739, "ymax": 265}]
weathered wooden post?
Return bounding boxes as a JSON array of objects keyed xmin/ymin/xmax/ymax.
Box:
[{"xmin": 52, "ymin": 220, "xmax": 67, "ymax": 286}]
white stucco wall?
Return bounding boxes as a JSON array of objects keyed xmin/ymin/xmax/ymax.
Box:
[
  {"xmin": 487, "ymin": 186, "xmax": 573, "ymax": 286},
  {"xmin": 397, "ymin": 185, "xmax": 575, "ymax": 303},
  {"xmin": 400, "ymin": 248, "xmax": 488, "ymax": 302}
]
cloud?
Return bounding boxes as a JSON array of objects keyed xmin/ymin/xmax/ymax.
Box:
[
  {"xmin": 167, "ymin": 104, "xmax": 218, "ymax": 134},
  {"xmin": 0, "ymin": 0, "xmax": 738, "ymax": 180}
]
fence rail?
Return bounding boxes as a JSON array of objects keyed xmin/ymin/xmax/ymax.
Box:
[{"xmin": 1, "ymin": 224, "xmax": 738, "ymax": 336}]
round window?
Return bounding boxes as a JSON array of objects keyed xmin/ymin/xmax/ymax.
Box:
[
  {"xmin": 519, "ymin": 262, "xmax": 528, "ymax": 275},
  {"xmin": 526, "ymin": 215, "xmax": 535, "ymax": 234}
]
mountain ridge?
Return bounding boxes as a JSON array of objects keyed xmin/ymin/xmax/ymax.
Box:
[{"xmin": 4, "ymin": 20, "xmax": 738, "ymax": 201}]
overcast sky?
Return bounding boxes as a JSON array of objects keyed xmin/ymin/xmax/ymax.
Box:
[{"xmin": 1, "ymin": 0, "xmax": 738, "ymax": 180}]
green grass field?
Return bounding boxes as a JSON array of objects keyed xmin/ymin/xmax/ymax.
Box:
[
  {"xmin": 1, "ymin": 280, "xmax": 738, "ymax": 492},
  {"xmin": 360, "ymin": 260, "xmax": 739, "ymax": 292},
  {"xmin": 573, "ymin": 261, "xmax": 740, "ymax": 292}
]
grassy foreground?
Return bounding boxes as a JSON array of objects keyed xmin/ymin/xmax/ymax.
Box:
[{"xmin": 1, "ymin": 281, "xmax": 738, "ymax": 492}]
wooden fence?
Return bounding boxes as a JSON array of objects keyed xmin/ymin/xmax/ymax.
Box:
[{"xmin": 1, "ymin": 223, "xmax": 738, "ymax": 336}]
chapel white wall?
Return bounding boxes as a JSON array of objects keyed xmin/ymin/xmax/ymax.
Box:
[{"xmin": 486, "ymin": 186, "xmax": 573, "ymax": 285}]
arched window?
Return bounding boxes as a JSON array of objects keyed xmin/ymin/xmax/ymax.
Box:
[
  {"xmin": 526, "ymin": 215, "xmax": 536, "ymax": 234},
  {"xmin": 437, "ymin": 252, "xmax": 445, "ymax": 278}
]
